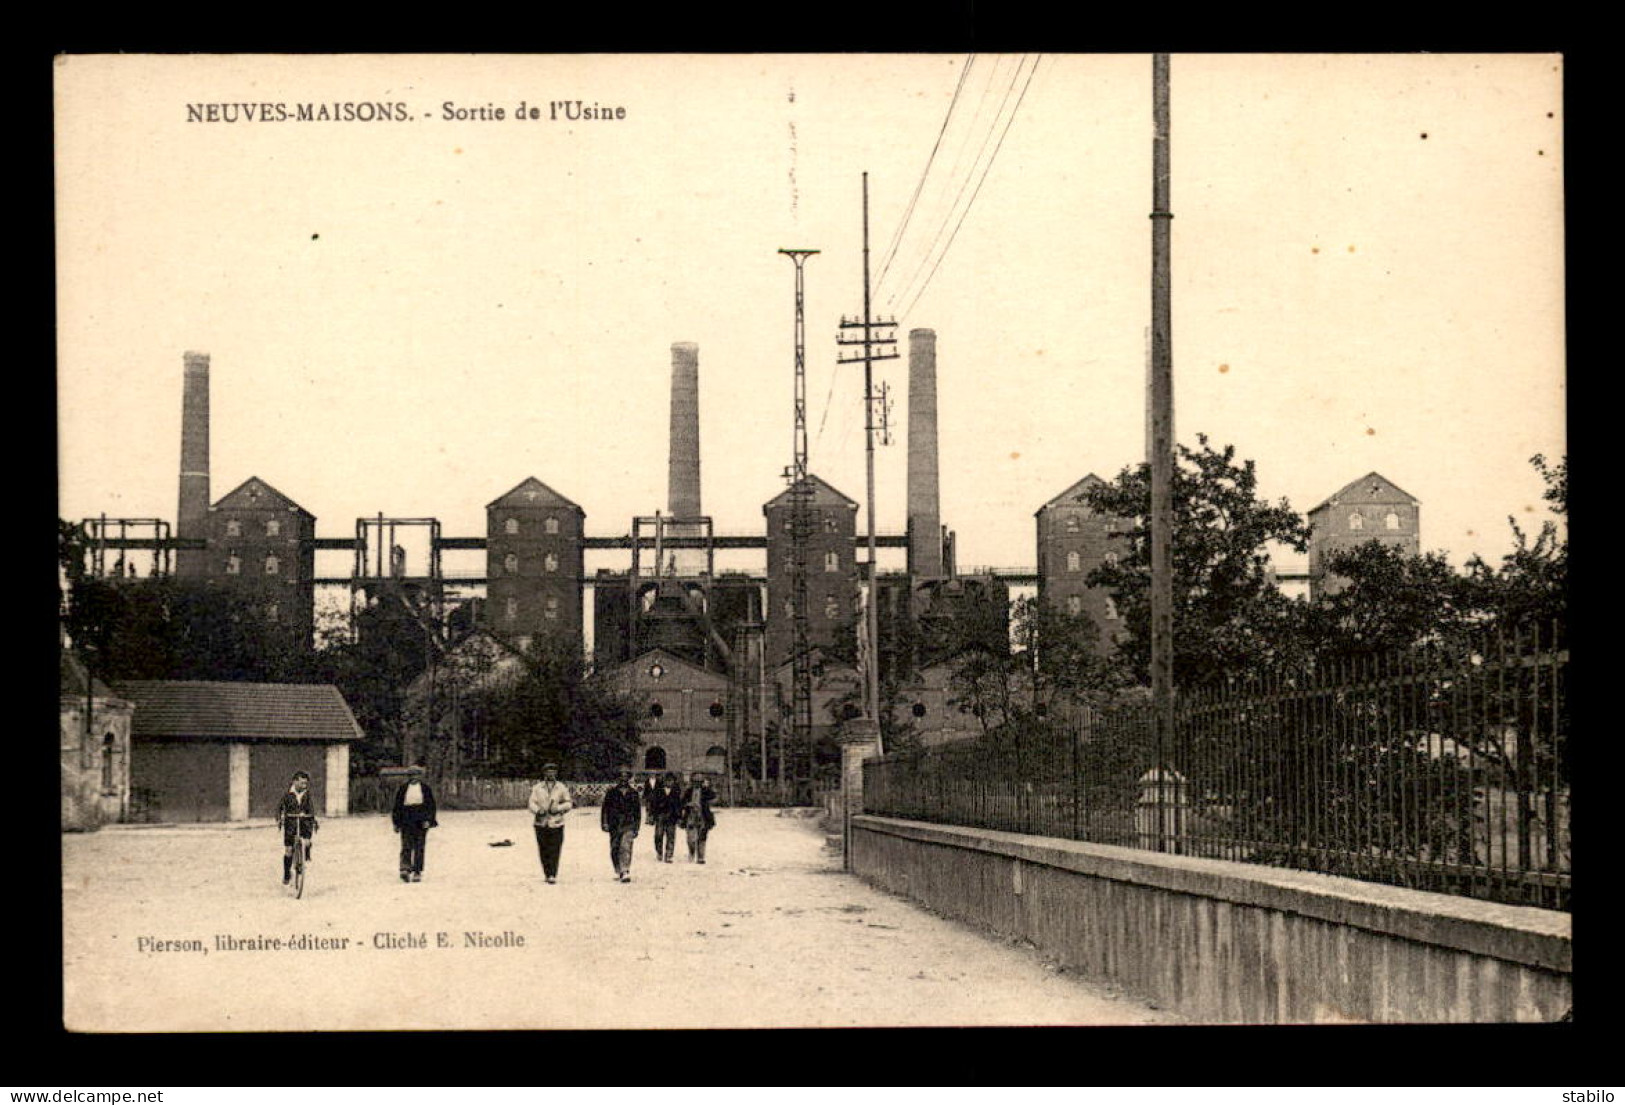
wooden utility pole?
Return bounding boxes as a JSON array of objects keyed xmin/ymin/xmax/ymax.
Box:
[
  {"xmin": 1149, "ymin": 53, "xmax": 1175, "ymax": 851},
  {"xmin": 837, "ymin": 173, "xmax": 898, "ymax": 753}
]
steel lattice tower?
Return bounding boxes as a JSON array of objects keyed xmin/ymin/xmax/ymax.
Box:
[{"xmin": 779, "ymin": 248, "xmax": 819, "ymax": 798}]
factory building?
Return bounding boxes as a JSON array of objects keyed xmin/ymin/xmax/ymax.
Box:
[
  {"xmin": 484, "ymin": 477, "xmax": 585, "ymax": 654},
  {"xmin": 763, "ymin": 474, "xmax": 860, "ymax": 673},
  {"xmin": 205, "ymin": 476, "xmax": 318, "ymax": 651},
  {"xmin": 1035, "ymin": 474, "xmax": 1130, "ymax": 652},
  {"xmin": 1306, "ymin": 472, "xmax": 1420, "ymax": 599},
  {"xmin": 605, "ymin": 648, "xmax": 731, "ymax": 776}
]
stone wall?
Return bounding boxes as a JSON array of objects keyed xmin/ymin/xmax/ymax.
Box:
[{"xmin": 850, "ymin": 815, "xmax": 1570, "ymax": 1023}]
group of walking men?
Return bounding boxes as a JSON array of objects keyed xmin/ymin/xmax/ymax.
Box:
[
  {"xmin": 281, "ymin": 762, "xmax": 718, "ymax": 888},
  {"xmin": 530, "ymin": 764, "xmax": 717, "ymax": 884}
]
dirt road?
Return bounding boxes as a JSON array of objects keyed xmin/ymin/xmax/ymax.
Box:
[{"xmin": 62, "ymin": 808, "xmax": 1177, "ymax": 1030}]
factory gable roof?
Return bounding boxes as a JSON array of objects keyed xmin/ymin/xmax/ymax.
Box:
[
  {"xmin": 212, "ymin": 477, "xmax": 313, "ymax": 517},
  {"xmin": 1037, "ymin": 474, "xmax": 1108, "ymax": 514},
  {"xmin": 1309, "ymin": 472, "xmax": 1419, "ymax": 516},
  {"xmin": 606, "ymin": 649, "xmax": 729, "ymax": 693},
  {"xmin": 109, "ymin": 681, "xmax": 362, "ymax": 743},
  {"xmin": 763, "ymin": 474, "xmax": 859, "ymax": 510},
  {"xmin": 488, "ymin": 477, "xmax": 583, "ymax": 512}
]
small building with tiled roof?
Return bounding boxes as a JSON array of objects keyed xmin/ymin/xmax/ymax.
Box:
[
  {"xmin": 60, "ymin": 651, "xmax": 134, "ymax": 830},
  {"xmin": 109, "ymin": 680, "xmax": 361, "ymax": 822}
]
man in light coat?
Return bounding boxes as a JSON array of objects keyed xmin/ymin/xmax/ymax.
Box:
[{"xmin": 527, "ymin": 763, "xmax": 574, "ymax": 884}]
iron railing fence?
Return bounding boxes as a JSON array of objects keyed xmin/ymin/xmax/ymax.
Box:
[{"xmin": 864, "ymin": 622, "xmax": 1569, "ymax": 911}]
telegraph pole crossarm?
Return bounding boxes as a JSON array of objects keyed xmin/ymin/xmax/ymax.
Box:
[{"xmin": 838, "ymin": 172, "xmax": 897, "ymax": 756}]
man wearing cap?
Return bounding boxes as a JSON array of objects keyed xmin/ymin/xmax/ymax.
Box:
[
  {"xmin": 391, "ymin": 763, "xmax": 439, "ymax": 883},
  {"xmin": 600, "ymin": 766, "xmax": 643, "ymax": 883},
  {"xmin": 527, "ymin": 763, "xmax": 574, "ymax": 884}
]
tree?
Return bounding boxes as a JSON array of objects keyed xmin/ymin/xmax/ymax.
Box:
[
  {"xmin": 1302, "ymin": 543, "xmax": 1477, "ymax": 658},
  {"xmin": 927, "ymin": 592, "xmax": 1113, "ymax": 738},
  {"xmin": 1464, "ymin": 453, "xmax": 1568, "ymax": 639},
  {"xmin": 407, "ymin": 635, "xmax": 640, "ymax": 780},
  {"xmin": 1082, "ymin": 435, "xmax": 1313, "ymax": 687}
]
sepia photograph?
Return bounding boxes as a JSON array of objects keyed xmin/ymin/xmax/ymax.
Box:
[{"xmin": 54, "ymin": 52, "xmax": 1567, "ymax": 1032}]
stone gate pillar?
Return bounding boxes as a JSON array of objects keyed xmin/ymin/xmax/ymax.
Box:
[{"xmin": 834, "ymin": 719, "xmax": 880, "ymax": 871}]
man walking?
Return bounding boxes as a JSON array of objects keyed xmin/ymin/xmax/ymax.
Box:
[
  {"xmin": 600, "ymin": 766, "xmax": 643, "ymax": 883},
  {"xmin": 680, "ymin": 771, "xmax": 717, "ymax": 864},
  {"xmin": 391, "ymin": 763, "xmax": 438, "ymax": 883},
  {"xmin": 527, "ymin": 763, "xmax": 573, "ymax": 884},
  {"xmin": 648, "ymin": 771, "xmax": 683, "ymax": 863}
]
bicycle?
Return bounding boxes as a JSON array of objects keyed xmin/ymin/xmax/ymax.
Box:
[{"xmin": 282, "ymin": 812, "xmax": 315, "ymax": 899}]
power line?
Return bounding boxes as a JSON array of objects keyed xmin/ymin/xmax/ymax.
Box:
[
  {"xmin": 875, "ymin": 54, "xmax": 977, "ymax": 291},
  {"xmin": 879, "ymin": 54, "xmax": 1012, "ymax": 308},
  {"xmin": 887, "ymin": 54, "xmax": 1030, "ymax": 313},
  {"xmin": 896, "ymin": 54, "xmax": 1042, "ymax": 321}
]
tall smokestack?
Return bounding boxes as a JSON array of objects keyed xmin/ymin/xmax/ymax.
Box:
[
  {"xmin": 907, "ymin": 328, "xmax": 943, "ymax": 577},
  {"xmin": 668, "ymin": 342, "xmax": 701, "ymax": 520},
  {"xmin": 176, "ymin": 351, "xmax": 210, "ymax": 578}
]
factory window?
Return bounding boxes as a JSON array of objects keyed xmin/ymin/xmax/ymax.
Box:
[
  {"xmin": 504, "ymin": 518, "xmax": 519, "ymax": 535},
  {"xmin": 1104, "ymin": 597, "xmax": 1119, "ymax": 621},
  {"xmin": 824, "ymin": 596, "xmax": 840, "ymax": 620},
  {"xmin": 644, "ymin": 746, "xmax": 667, "ymax": 769},
  {"xmin": 1104, "ymin": 552, "xmax": 1119, "ymax": 567},
  {"xmin": 225, "ymin": 519, "xmax": 241, "ymax": 537},
  {"xmin": 545, "ymin": 516, "xmax": 559, "ymax": 535},
  {"xmin": 706, "ymin": 745, "xmax": 727, "ymax": 758},
  {"xmin": 544, "ymin": 552, "xmax": 559, "ymax": 573},
  {"xmin": 709, "ymin": 702, "xmax": 725, "ymax": 718},
  {"xmin": 1067, "ymin": 595, "xmax": 1083, "ymax": 616},
  {"xmin": 504, "ymin": 553, "xmax": 519, "ymax": 575},
  {"xmin": 648, "ymin": 703, "xmax": 664, "ymax": 719},
  {"xmin": 823, "ymin": 517, "xmax": 838, "ymax": 534},
  {"xmin": 266, "ymin": 519, "xmax": 281, "ymax": 537},
  {"xmin": 225, "ymin": 553, "xmax": 241, "ymax": 575},
  {"xmin": 1065, "ymin": 516, "xmax": 1081, "ymax": 534},
  {"xmin": 783, "ymin": 599, "xmax": 794, "ymax": 619},
  {"xmin": 101, "ymin": 734, "xmax": 117, "ymax": 793},
  {"xmin": 823, "ymin": 551, "xmax": 839, "ymax": 573},
  {"xmin": 1385, "ymin": 511, "xmax": 1400, "ymax": 531},
  {"xmin": 264, "ymin": 554, "xmax": 279, "ymax": 575},
  {"xmin": 1066, "ymin": 551, "xmax": 1082, "ymax": 573},
  {"xmin": 912, "ymin": 703, "xmax": 927, "ymax": 718},
  {"xmin": 1349, "ymin": 513, "xmax": 1364, "ymax": 531},
  {"xmin": 544, "ymin": 597, "xmax": 558, "ymax": 620},
  {"xmin": 266, "ymin": 602, "xmax": 280, "ymax": 623},
  {"xmin": 505, "ymin": 597, "xmax": 518, "ymax": 622}
]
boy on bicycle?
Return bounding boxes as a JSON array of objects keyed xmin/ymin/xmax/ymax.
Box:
[{"xmin": 277, "ymin": 771, "xmax": 319, "ymax": 885}]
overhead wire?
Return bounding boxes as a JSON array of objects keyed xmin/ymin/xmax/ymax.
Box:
[
  {"xmin": 879, "ymin": 53, "xmax": 1012, "ymax": 308},
  {"xmin": 895, "ymin": 54, "xmax": 1042, "ymax": 320},
  {"xmin": 820, "ymin": 56, "xmax": 976, "ymax": 452},
  {"xmin": 875, "ymin": 54, "xmax": 977, "ymax": 292}
]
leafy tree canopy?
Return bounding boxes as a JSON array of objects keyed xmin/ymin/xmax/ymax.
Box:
[{"xmin": 1083, "ymin": 435, "xmax": 1312, "ymax": 687}]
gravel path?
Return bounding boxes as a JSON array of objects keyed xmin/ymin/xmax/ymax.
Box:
[{"xmin": 63, "ymin": 808, "xmax": 1178, "ymax": 1030}]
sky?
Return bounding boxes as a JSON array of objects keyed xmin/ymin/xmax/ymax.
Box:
[{"xmin": 56, "ymin": 54, "xmax": 1565, "ymax": 583}]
